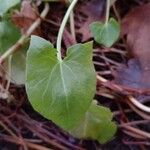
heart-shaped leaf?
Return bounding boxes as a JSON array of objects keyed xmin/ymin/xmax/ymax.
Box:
[
  {"xmin": 0, "ymin": 0, "xmax": 20, "ymax": 16},
  {"xmin": 26, "ymin": 36, "xmax": 96, "ymax": 130},
  {"xmin": 90, "ymin": 18, "xmax": 120, "ymax": 47},
  {"xmin": 70, "ymin": 100, "xmax": 117, "ymax": 143}
]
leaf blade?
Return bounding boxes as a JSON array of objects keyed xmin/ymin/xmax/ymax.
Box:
[
  {"xmin": 0, "ymin": 0, "xmax": 20, "ymax": 16},
  {"xmin": 70, "ymin": 101, "xmax": 117, "ymax": 143},
  {"xmin": 90, "ymin": 18, "xmax": 120, "ymax": 47},
  {"xmin": 26, "ymin": 36, "xmax": 96, "ymax": 130},
  {"xmin": 0, "ymin": 20, "xmax": 20, "ymax": 54}
]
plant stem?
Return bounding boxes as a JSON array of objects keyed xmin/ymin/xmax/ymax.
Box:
[
  {"xmin": 56, "ymin": 0, "xmax": 78, "ymax": 62},
  {"xmin": 105, "ymin": 0, "xmax": 110, "ymax": 25}
]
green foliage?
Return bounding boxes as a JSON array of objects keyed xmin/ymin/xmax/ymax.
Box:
[
  {"xmin": 0, "ymin": 0, "xmax": 117, "ymax": 143},
  {"xmin": 10, "ymin": 48, "xmax": 27, "ymax": 84},
  {"xmin": 0, "ymin": 20, "xmax": 20, "ymax": 54},
  {"xmin": 70, "ymin": 100, "xmax": 117, "ymax": 143},
  {"xmin": 26, "ymin": 36, "xmax": 96, "ymax": 130},
  {"xmin": 90, "ymin": 18, "xmax": 120, "ymax": 47},
  {"xmin": 26, "ymin": 36, "xmax": 116, "ymax": 142},
  {"xmin": 0, "ymin": 0, "xmax": 20, "ymax": 16},
  {"xmin": 0, "ymin": 19, "xmax": 26, "ymax": 85}
]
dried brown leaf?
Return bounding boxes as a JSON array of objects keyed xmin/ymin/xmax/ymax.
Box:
[
  {"xmin": 115, "ymin": 3, "xmax": 150, "ymax": 89},
  {"xmin": 12, "ymin": 0, "xmax": 41, "ymax": 35},
  {"xmin": 75, "ymin": 0, "xmax": 105, "ymax": 42}
]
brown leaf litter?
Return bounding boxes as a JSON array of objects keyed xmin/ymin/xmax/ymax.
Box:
[
  {"xmin": 114, "ymin": 3, "xmax": 150, "ymax": 90},
  {"xmin": 75, "ymin": 0, "xmax": 105, "ymax": 42},
  {"xmin": 12, "ymin": 0, "xmax": 42, "ymax": 35}
]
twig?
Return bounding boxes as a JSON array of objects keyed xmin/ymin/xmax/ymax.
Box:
[
  {"xmin": 127, "ymin": 101, "xmax": 150, "ymax": 120},
  {"xmin": 95, "ymin": 54, "xmax": 123, "ymax": 67},
  {"xmin": 0, "ymin": 3, "xmax": 50, "ymax": 64},
  {"xmin": 96, "ymin": 91, "xmax": 115, "ymax": 99},
  {"xmin": 93, "ymin": 61, "xmax": 107, "ymax": 67},
  {"xmin": 97, "ymin": 70, "xmax": 112, "ymax": 75},
  {"xmin": 128, "ymin": 96, "xmax": 150, "ymax": 113},
  {"xmin": 0, "ymin": 134, "xmax": 51, "ymax": 150},
  {"xmin": 0, "ymin": 121, "xmax": 17, "ymax": 138},
  {"xmin": 94, "ymin": 48, "xmax": 127, "ymax": 55},
  {"xmin": 97, "ymin": 75, "xmax": 150, "ymax": 114},
  {"xmin": 123, "ymin": 140, "xmax": 150, "ymax": 146},
  {"xmin": 113, "ymin": 109, "xmax": 132, "ymax": 116},
  {"xmin": 70, "ymin": 10, "xmax": 76, "ymax": 41},
  {"xmin": 17, "ymin": 111, "xmax": 85, "ymax": 150},
  {"xmin": 119, "ymin": 120, "xmax": 150, "ymax": 127},
  {"xmin": 123, "ymin": 130, "xmax": 146, "ymax": 139},
  {"xmin": 121, "ymin": 125, "xmax": 150, "ymax": 139}
]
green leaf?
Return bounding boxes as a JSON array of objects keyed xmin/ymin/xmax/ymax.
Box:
[
  {"xmin": 26, "ymin": 36, "xmax": 96, "ymax": 130},
  {"xmin": 0, "ymin": 19, "xmax": 27, "ymax": 85},
  {"xmin": 0, "ymin": 0, "xmax": 20, "ymax": 16},
  {"xmin": 90, "ymin": 18, "xmax": 120, "ymax": 47},
  {"xmin": 10, "ymin": 47, "xmax": 27, "ymax": 85},
  {"xmin": 70, "ymin": 100, "xmax": 117, "ymax": 143},
  {"xmin": 0, "ymin": 20, "xmax": 20, "ymax": 54}
]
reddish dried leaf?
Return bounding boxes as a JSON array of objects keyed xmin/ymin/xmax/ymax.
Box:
[
  {"xmin": 12, "ymin": 0, "xmax": 41, "ymax": 35},
  {"xmin": 115, "ymin": 3, "xmax": 150, "ymax": 89},
  {"xmin": 75, "ymin": 0, "xmax": 105, "ymax": 42}
]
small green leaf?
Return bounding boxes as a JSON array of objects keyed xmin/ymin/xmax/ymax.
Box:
[
  {"xmin": 90, "ymin": 18, "xmax": 120, "ymax": 47},
  {"xmin": 26, "ymin": 36, "xmax": 96, "ymax": 130},
  {"xmin": 70, "ymin": 100, "xmax": 117, "ymax": 143},
  {"xmin": 0, "ymin": 0, "xmax": 20, "ymax": 16},
  {"xmin": 0, "ymin": 20, "xmax": 20, "ymax": 54}
]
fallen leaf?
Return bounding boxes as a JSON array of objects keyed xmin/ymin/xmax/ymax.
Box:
[
  {"xmin": 12, "ymin": 0, "xmax": 41, "ymax": 35},
  {"xmin": 115, "ymin": 3, "xmax": 150, "ymax": 89},
  {"xmin": 75, "ymin": 0, "xmax": 105, "ymax": 42}
]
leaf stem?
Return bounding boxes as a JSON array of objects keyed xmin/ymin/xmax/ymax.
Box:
[
  {"xmin": 105, "ymin": 0, "xmax": 110, "ymax": 25},
  {"xmin": 56, "ymin": 0, "xmax": 78, "ymax": 62}
]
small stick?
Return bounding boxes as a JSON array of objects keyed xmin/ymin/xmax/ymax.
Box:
[
  {"xmin": 0, "ymin": 3, "xmax": 50, "ymax": 64},
  {"xmin": 128, "ymin": 96, "xmax": 150, "ymax": 113},
  {"xmin": 0, "ymin": 134, "xmax": 51, "ymax": 150},
  {"xmin": 122, "ymin": 125, "xmax": 150, "ymax": 139},
  {"xmin": 0, "ymin": 121, "xmax": 17, "ymax": 138},
  {"xmin": 119, "ymin": 120, "xmax": 150, "ymax": 127},
  {"xmin": 123, "ymin": 130, "xmax": 146, "ymax": 139},
  {"xmin": 123, "ymin": 140, "xmax": 150, "ymax": 146},
  {"xmin": 97, "ymin": 75, "xmax": 150, "ymax": 114},
  {"xmin": 127, "ymin": 101, "xmax": 150, "ymax": 120}
]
